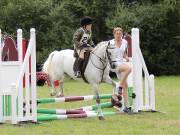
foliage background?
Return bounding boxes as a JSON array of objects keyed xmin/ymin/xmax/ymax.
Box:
[{"xmin": 0, "ymin": 0, "xmax": 179, "ymax": 75}]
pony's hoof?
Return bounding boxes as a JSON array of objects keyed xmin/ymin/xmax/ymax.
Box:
[
  {"xmin": 98, "ymin": 116, "xmax": 105, "ymax": 120},
  {"xmin": 56, "ymin": 93, "xmax": 64, "ymax": 97},
  {"xmin": 50, "ymin": 92, "xmax": 56, "ymax": 96}
]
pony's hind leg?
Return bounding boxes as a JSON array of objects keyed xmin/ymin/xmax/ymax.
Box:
[
  {"xmin": 56, "ymin": 74, "xmax": 71, "ymax": 97},
  {"xmin": 48, "ymin": 76, "xmax": 58, "ymax": 96},
  {"xmin": 91, "ymin": 83, "xmax": 105, "ymax": 120},
  {"xmin": 56, "ymin": 81, "xmax": 64, "ymax": 97}
]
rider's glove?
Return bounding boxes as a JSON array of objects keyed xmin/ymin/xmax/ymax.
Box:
[
  {"xmin": 82, "ymin": 43, "xmax": 90, "ymax": 48},
  {"xmin": 91, "ymin": 44, "xmax": 95, "ymax": 48}
]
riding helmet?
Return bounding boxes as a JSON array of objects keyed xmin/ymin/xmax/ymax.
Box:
[{"xmin": 81, "ymin": 16, "xmax": 93, "ymax": 26}]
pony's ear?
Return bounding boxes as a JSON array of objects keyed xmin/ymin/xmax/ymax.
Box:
[{"xmin": 108, "ymin": 41, "xmax": 110, "ymax": 46}]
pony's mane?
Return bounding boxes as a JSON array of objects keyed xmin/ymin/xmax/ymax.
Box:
[
  {"xmin": 96, "ymin": 41, "xmax": 108, "ymax": 47},
  {"xmin": 92, "ymin": 41, "xmax": 110, "ymax": 53},
  {"xmin": 94, "ymin": 41, "xmax": 109, "ymax": 50}
]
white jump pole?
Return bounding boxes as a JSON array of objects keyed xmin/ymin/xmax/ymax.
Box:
[
  {"xmin": 131, "ymin": 28, "xmax": 155, "ymax": 111},
  {"xmin": 150, "ymin": 75, "xmax": 155, "ymax": 110},
  {"xmin": 17, "ymin": 29, "xmax": 24, "ymax": 119},
  {"xmin": 132, "ymin": 28, "xmax": 143, "ymax": 112},
  {"xmin": 16, "ymin": 28, "xmax": 37, "ymax": 123},
  {"xmin": 11, "ymin": 83, "xmax": 17, "ymax": 124},
  {"xmin": 30, "ymin": 28, "xmax": 37, "ymax": 122},
  {"xmin": 0, "ymin": 28, "xmax": 37, "ymax": 124},
  {"xmin": 0, "ymin": 29, "xmax": 2, "ymax": 62}
]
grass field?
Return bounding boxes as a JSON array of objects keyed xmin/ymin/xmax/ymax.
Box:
[{"xmin": 1, "ymin": 76, "xmax": 180, "ymax": 135}]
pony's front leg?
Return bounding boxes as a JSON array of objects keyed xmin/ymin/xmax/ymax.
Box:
[
  {"xmin": 103, "ymin": 75, "xmax": 118, "ymax": 94},
  {"xmin": 103, "ymin": 76, "xmax": 125, "ymax": 110},
  {"xmin": 91, "ymin": 83, "xmax": 105, "ymax": 120}
]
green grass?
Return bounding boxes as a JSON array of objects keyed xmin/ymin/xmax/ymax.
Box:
[{"xmin": 1, "ymin": 76, "xmax": 180, "ymax": 135}]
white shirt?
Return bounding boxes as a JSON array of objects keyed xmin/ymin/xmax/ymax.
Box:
[{"xmin": 110, "ymin": 39, "xmax": 128, "ymax": 62}]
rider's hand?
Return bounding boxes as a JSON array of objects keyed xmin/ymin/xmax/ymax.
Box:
[
  {"xmin": 91, "ymin": 44, "xmax": 95, "ymax": 48},
  {"xmin": 82, "ymin": 43, "xmax": 90, "ymax": 48}
]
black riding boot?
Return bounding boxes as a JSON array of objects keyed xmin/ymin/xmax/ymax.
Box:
[{"xmin": 75, "ymin": 58, "xmax": 84, "ymax": 78}]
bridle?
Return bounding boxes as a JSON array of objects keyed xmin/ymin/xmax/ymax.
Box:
[
  {"xmin": 90, "ymin": 42, "xmax": 117, "ymax": 81},
  {"xmin": 106, "ymin": 43, "xmax": 117, "ymax": 69}
]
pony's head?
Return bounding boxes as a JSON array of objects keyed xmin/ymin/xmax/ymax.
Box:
[
  {"xmin": 93, "ymin": 41, "xmax": 117, "ymax": 70},
  {"xmin": 105, "ymin": 42, "xmax": 117, "ymax": 69}
]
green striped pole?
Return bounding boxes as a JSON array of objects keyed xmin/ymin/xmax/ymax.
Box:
[
  {"xmin": 37, "ymin": 94, "xmax": 112, "ymax": 104},
  {"xmin": 37, "ymin": 108, "xmax": 94, "ymax": 115},
  {"xmin": 79, "ymin": 102, "xmax": 113, "ymax": 111},
  {"xmin": 37, "ymin": 111, "xmax": 118, "ymax": 121},
  {"xmin": 37, "ymin": 102, "xmax": 113, "ymax": 115}
]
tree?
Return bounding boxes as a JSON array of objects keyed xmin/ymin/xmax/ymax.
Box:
[{"xmin": 106, "ymin": 0, "xmax": 180, "ymax": 75}]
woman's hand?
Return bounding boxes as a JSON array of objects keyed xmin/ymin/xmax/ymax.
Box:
[{"xmin": 125, "ymin": 57, "xmax": 129, "ymax": 62}]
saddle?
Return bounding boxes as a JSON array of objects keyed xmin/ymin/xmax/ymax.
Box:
[{"xmin": 73, "ymin": 50, "xmax": 91, "ymax": 83}]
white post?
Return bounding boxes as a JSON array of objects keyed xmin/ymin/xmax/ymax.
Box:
[
  {"xmin": 17, "ymin": 29, "xmax": 23, "ymax": 119},
  {"xmin": 11, "ymin": 83, "xmax": 18, "ymax": 124},
  {"xmin": 149, "ymin": 75, "xmax": 155, "ymax": 110},
  {"xmin": 0, "ymin": 94, "xmax": 2, "ymax": 123},
  {"xmin": 132, "ymin": 28, "xmax": 143, "ymax": 112},
  {"xmin": 0, "ymin": 29, "xmax": 2, "ymax": 62},
  {"xmin": 145, "ymin": 77, "xmax": 150, "ymax": 107},
  {"xmin": 30, "ymin": 28, "xmax": 37, "ymax": 122},
  {"xmin": 25, "ymin": 61, "xmax": 30, "ymax": 117},
  {"xmin": 0, "ymin": 29, "xmax": 2, "ymax": 123},
  {"xmin": 17, "ymin": 29, "xmax": 23, "ymax": 63}
]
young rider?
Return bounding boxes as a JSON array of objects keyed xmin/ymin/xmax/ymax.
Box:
[{"xmin": 73, "ymin": 16, "xmax": 94, "ymax": 78}]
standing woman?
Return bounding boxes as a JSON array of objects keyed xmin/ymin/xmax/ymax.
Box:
[{"xmin": 110, "ymin": 27, "xmax": 132, "ymax": 113}]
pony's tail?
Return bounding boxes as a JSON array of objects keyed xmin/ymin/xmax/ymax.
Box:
[{"xmin": 43, "ymin": 51, "xmax": 58, "ymax": 75}]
